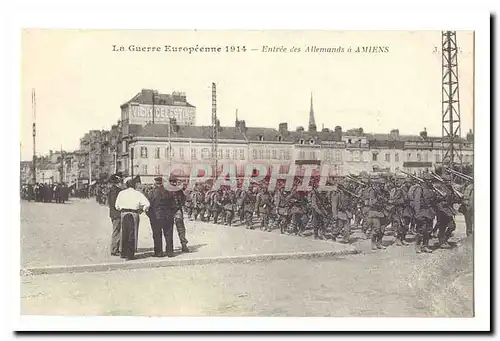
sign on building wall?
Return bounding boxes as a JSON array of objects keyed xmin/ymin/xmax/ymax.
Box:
[{"xmin": 126, "ymin": 104, "xmax": 196, "ymax": 125}]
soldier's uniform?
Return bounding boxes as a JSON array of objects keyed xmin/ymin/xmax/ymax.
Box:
[
  {"xmin": 433, "ymin": 174, "xmax": 457, "ymax": 248},
  {"xmin": 412, "ymin": 173, "xmax": 437, "ymax": 253},
  {"xmin": 274, "ymin": 188, "xmax": 290, "ymax": 234},
  {"xmin": 286, "ymin": 190, "xmax": 307, "ymax": 235},
  {"xmin": 211, "ymin": 190, "xmax": 224, "ymax": 224},
  {"xmin": 407, "ymin": 182, "xmax": 419, "ymax": 234},
  {"xmin": 192, "ymin": 187, "xmax": 204, "ymax": 221},
  {"xmin": 242, "ymin": 187, "xmax": 258, "ymax": 229},
  {"xmin": 223, "ymin": 190, "xmax": 236, "ymax": 226},
  {"xmin": 389, "ymin": 176, "xmax": 410, "ymax": 246},
  {"xmin": 367, "ymin": 178, "xmax": 388, "ymax": 250},
  {"xmin": 330, "ymin": 183, "xmax": 352, "ymax": 243},
  {"xmin": 462, "ymin": 182, "xmax": 474, "ymax": 236},
  {"xmin": 256, "ymin": 188, "xmax": 273, "ymax": 232},
  {"xmin": 236, "ymin": 189, "xmax": 246, "ymax": 224},
  {"xmin": 311, "ymin": 187, "xmax": 328, "ymax": 239},
  {"xmin": 359, "ymin": 178, "xmax": 372, "ymax": 238},
  {"xmin": 185, "ymin": 190, "xmax": 193, "ymax": 220},
  {"xmin": 170, "ymin": 178, "xmax": 189, "ymax": 253}
]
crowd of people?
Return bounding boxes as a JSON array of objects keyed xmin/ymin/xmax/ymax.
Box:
[{"xmin": 20, "ymin": 183, "xmax": 71, "ymax": 203}]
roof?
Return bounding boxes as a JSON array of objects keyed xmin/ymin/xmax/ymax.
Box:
[{"xmin": 121, "ymin": 90, "xmax": 195, "ymax": 109}]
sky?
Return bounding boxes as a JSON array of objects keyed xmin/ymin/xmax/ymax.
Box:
[{"xmin": 20, "ymin": 30, "xmax": 474, "ymax": 161}]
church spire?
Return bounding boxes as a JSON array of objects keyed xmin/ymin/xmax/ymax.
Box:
[{"xmin": 308, "ymin": 92, "xmax": 317, "ymax": 132}]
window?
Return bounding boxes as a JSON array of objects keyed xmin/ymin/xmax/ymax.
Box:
[
  {"xmin": 435, "ymin": 154, "xmax": 441, "ymax": 163},
  {"xmin": 309, "ymin": 151, "xmax": 316, "ymax": 160},
  {"xmin": 372, "ymin": 153, "xmax": 378, "ymax": 161},
  {"xmin": 407, "ymin": 152, "xmax": 412, "ymax": 161},
  {"xmin": 154, "ymin": 147, "xmax": 160, "ymax": 159},
  {"xmin": 225, "ymin": 149, "xmax": 231, "ymax": 160},
  {"xmin": 140, "ymin": 147, "xmax": 148, "ymax": 158},
  {"xmin": 347, "ymin": 151, "xmax": 353, "ymax": 162},
  {"xmin": 233, "ymin": 149, "xmax": 238, "ymax": 160},
  {"xmin": 285, "ymin": 150, "xmax": 291, "ymax": 160},
  {"xmin": 171, "ymin": 147, "xmax": 175, "ymax": 159},
  {"xmin": 252, "ymin": 149, "xmax": 257, "ymax": 159},
  {"xmin": 258, "ymin": 134, "xmax": 264, "ymax": 141},
  {"xmin": 239, "ymin": 149, "xmax": 245, "ymax": 160},
  {"xmin": 417, "ymin": 153, "xmax": 421, "ymax": 161},
  {"xmin": 299, "ymin": 150, "xmax": 305, "ymax": 160},
  {"xmin": 142, "ymin": 165, "xmax": 148, "ymax": 175},
  {"xmin": 154, "ymin": 165, "xmax": 160, "ymax": 175},
  {"xmin": 335, "ymin": 150, "xmax": 342, "ymax": 161},
  {"xmin": 385, "ymin": 153, "xmax": 390, "ymax": 162},
  {"xmin": 265, "ymin": 149, "xmax": 271, "ymax": 160},
  {"xmin": 218, "ymin": 149, "xmax": 223, "ymax": 159},
  {"xmin": 272, "ymin": 150, "xmax": 277, "ymax": 159},
  {"xmin": 423, "ymin": 153, "xmax": 428, "ymax": 162},
  {"xmin": 201, "ymin": 148, "xmax": 210, "ymax": 160},
  {"xmin": 258, "ymin": 149, "xmax": 264, "ymax": 159},
  {"xmin": 309, "ymin": 139, "xmax": 315, "ymax": 145},
  {"xmin": 395, "ymin": 153, "xmax": 399, "ymax": 162},
  {"xmin": 179, "ymin": 148, "xmax": 185, "ymax": 160},
  {"xmin": 353, "ymin": 151, "xmax": 360, "ymax": 162},
  {"xmin": 191, "ymin": 148, "xmax": 197, "ymax": 160},
  {"xmin": 299, "ymin": 139, "xmax": 304, "ymax": 145},
  {"xmin": 278, "ymin": 136, "xmax": 283, "ymax": 142},
  {"xmin": 279, "ymin": 150, "xmax": 285, "ymax": 160}
]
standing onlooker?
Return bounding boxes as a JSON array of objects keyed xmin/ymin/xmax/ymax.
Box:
[
  {"xmin": 148, "ymin": 177, "xmax": 175, "ymax": 257},
  {"xmin": 107, "ymin": 174, "xmax": 123, "ymax": 256}
]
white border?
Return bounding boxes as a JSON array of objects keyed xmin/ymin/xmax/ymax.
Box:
[{"xmin": 2, "ymin": 1, "xmax": 491, "ymax": 333}]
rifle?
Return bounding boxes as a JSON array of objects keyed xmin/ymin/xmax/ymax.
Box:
[
  {"xmin": 346, "ymin": 175, "xmax": 366, "ymax": 187},
  {"xmin": 445, "ymin": 167, "xmax": 473, "ymax": 181},
  {"xmin": 431, "ymin": 171, "xmax": 464, "ymax": 200},
  {"xmin": 399, "ymin": 170, "xmax": 424, "ymax": 184},
  {"xmin": 338, "ymin": 184, "xmax": 361, "ymax": 200},
  {"xmin": 312, "ymin": 187, "xmax": 331, "ymax": 217}
]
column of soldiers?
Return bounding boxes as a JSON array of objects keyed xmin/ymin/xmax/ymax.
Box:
[
  {"xmin": 21, "ymin": 183, "xmax": 70, "ymax": 203},
  {"xmin": 181, "ymin": 168, "xmax": 474, "ymax": 252}
]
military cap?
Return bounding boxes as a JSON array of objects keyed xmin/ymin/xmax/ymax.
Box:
[
  {"xmin": 422, "ymin": 172, "xmax": 433, "ymax": 181},
  {"xmin": 441, "ymin": 174, "xmax": 452, "ymax": 181},
  {"xmin": 154, "ymin": 176, "xmax": 163, "ymax": 183}
]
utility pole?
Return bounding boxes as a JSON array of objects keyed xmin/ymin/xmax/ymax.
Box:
[
  {"xmin": 152, "ymin": 91, "xmax": 155, "ymax": 125},
  {"xmin": 441, "ymin": 31, "xmax": 463, "ymax": 170},
  {"xmin": 88, "ymin": 150, "xmax": 92, "ymax": 197},
  {"xmin": 211, "ymin": 83, "xmax": 218, "ymax": 178},
  {"xmin": 32, "ymin": 89, "xmax": 37, "ymax": 184}
]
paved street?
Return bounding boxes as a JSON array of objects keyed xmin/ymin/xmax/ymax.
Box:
[
  {"xmin": 21, "ymin": 237, "xmax": 473, "ymax": 317},
  {"xmin": 20, "ymin": 198, "xmax": 472, "ymax": 317},
  {"xmin": 20, "ymin": 199, "xmax": 355, "ymax": 269}
]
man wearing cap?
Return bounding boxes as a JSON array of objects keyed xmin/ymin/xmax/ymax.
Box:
[
  {"xmin": 169, "ymin": 176, "xmax": 189, "ymax": 253},
  {"xmin": 367, "ymin": 176, "xmax": 388, "ymax": 250},
  {"xmin": 107, "ymin": 173, "xmax": 123, "ymax": 256},
  {"xmin": 433, "ymin": 173, "xmax": 457, "ymax": 248},
  {"xmin": 330, "ymin": 179, "xmax": 352, "ymax": 244},
  {"xmin": 256, "ymin": 186, "xmax": 273, "ymax": 232},
  {"xmin": 115, "ymin": 176, "xmax": 150, "ymax": 260},
  {"xmin": 389, "ymin": 175, "xmax": 410, "ymax": 246},
  {"xmin": 148, "ymin": 176, "xmax": 173, "ymax": 257},
  {"xmin": 462, "ymin": 179, "xmax": 474, "ymax": 237},
  {"xmin": 412, "ymin": 172, "xmax": 437, "ymax": 253}
]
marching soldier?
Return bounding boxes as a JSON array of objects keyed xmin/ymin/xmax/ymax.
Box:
[
  {"xmin": 235, "ymin": 188, "xmax": 245, "ymax": 225},
  {"xmin": 311, "ymin": 184, "xmax": 328, "ymax": 240},
  {"xmin": 274, "ymin": 186, "xmax": 290, "ymax": 234},
  {"xmin": 367, "ymin": 176, "xmax": 388, "ymax": 250},
  {"xmin": 242, "ymin": 186, "xmax": 258, "ymax": 229},
  {"xmin": 185, "ymin": 189, "xmax": 194, "ymax": 220},
  {"xmin": 115, "ymin": 176, "xmax": 150, "ymax": 260},
  {"xmin": 211, "ymin": 189, "xmax": 224, "ymax": 224},
  {"xmin": 192, "ymin": 185, "xmax": 204, "ymax": 221},
  {"xmin": 330, "ymin": 180, "xmax": 352, "ymax": 244},
  {"xmin": 433, "ymin": 174, "xmax": 457, "ymax": 248},
  {"xmin": 412, "ymin": 173, "xmax": 437, "ymax": 253},
  {"xmin": 223, "ymin": 190, "xmax": 236, "ymax": 226},
  {"xmin": 287, "ymin": 188, "xmax": 307, "ymax": 236},
  {"xmin": 256, "ymin": 186, "xmax": 273, "ymax": 232},
  {"xmin": 462, "ymin": 179, "xmax": 474, "ymax": 237},
  {"xmin": 389, "ymin": 175, "xmax": 410, "ymax": 246}
]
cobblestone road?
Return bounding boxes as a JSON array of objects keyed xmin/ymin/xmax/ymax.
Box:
[{"xmin": 21, "ymin": 237, "xmax": 473, "ymax": 317}]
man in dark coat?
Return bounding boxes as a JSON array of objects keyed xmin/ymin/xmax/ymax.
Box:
[
  {"xmin": 169, "ymin": 176, "xmax": 189, "ymax": 252},
  {"xmin": 107, "ymin": 174, "xmax": 123, "ymax": 256},
  {"xmin": 148, "ymin": 177, "xmax": 175, "ymax": 257}
]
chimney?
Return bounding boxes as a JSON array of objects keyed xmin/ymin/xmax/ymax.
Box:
[
  {"xmin": 278, "ymin": 122, "xmax": 288, "ymax": 134},
  {"xmin": 358, "ymin": 127, "xmax": 364, "ymax": 136},
  {"xmin": 390, "ymin": 129, "xmax": 400, "ymax": 139},
  {"xmin": 334, "ymin": 126, "xmax": 342, "ymax": 142},
  {"xmin": 296, "ymin": 126, "xmax": 305, "ymax": 132},
  {"xmin": 239, "ymin": 120, "xmax": 247, "ymax": 132},
  {"xmin": 420, "ymin": 127, "xmax": 428, "ymax": 140}
]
